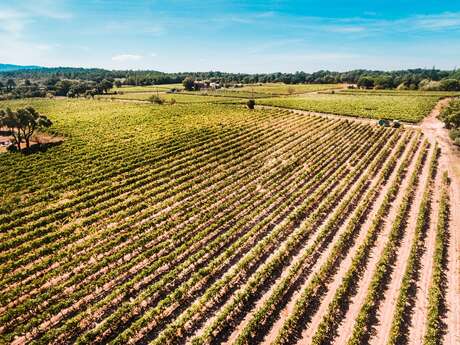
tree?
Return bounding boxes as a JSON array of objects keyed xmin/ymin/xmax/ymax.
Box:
[
  {"xmin": 247, "ymin": 99, "xmax": 256, "ymax": 109},
  {"xmin": 114, "ymin": 80, "xmax": 122, "ymax": 88},
  {"xmin": 0, "ymin": 107, "xmax": 52, "ymax": 150},
  {"xmin": 6, "ymin": 79, "xmax": 16, "ymax": 91},
  {"xmin": 357, "ymin": 76, "xmax": 374, "ymax": 89},
  {"xmin": 182, "ymin": 77, "xmax": 195, "ymax": 91},
  {"xmin": 54, "ymin": 80, "xmax": 74, "ymax": 96},
  {"xmin": 374, "ymin": 75, "xmax": 394, "ymax": 89},
  {"xmin": 99, "ymin": 79, "xmax": 113, "ymax": 93},
  {"xmin": 439, "ymin": 79, "xmax": 460, "ymax": 91},
  {"xmin": 440, "ymin": 101, "xmax": 460, "ymax": 129}
]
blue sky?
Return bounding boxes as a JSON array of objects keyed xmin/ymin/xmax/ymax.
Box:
[{"xmin": 1, "ymin": 0, "xmax": 460, "ymax": 72}]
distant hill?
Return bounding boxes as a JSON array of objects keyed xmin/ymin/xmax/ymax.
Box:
[{"xmin": 0, "ymin": 64, "xmax": 42, "ymax": 72}]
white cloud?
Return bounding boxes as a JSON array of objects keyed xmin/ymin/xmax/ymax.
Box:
[
  {"xmin": 327, "ymin": 25, "xmax": 367, "ymax": 33},
  {"xmin": 0, "ymin": 1, "xmax": 71, "ymax": 36},
  {"xmin": 267, "ymin": 12, "xmax": 460, "ymax": 36},
  {"xmin": 408, "ymin": 12, "xmax": 460, "ymax": 30},
  {"xmin": 0, "ymin": 9, "xmax": 29, "ymax": 36},
  {"xmin": 150, "ymin": 53, "xmax": 158, "ymax": 57},
  {"xmin": 112, "ymin": 54, "xmax": 143, "ymax": 62}
]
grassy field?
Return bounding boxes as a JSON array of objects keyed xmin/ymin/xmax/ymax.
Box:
[
  {"xmin": 0, "ymin": 93, "xmax": 453, "ymax": 344},
  {"xmin": 181, "ymin": 89, "xmax": 273, "ymax": 99},
  {"xmin": 257, "ymin": 93, "xmax": 439, "ymax": 122},
  {"xmin": 107, "ymin": 84, "xmax": 441, "ymax": 123},
  {"xmin": 236, "ymin": 83, "xmax": 343, "ymax": 95},
  {"xmin": 328, "ymin": 89, "xmax": 460, "ymax": 97},
  {"xmin": 103, "ymin": 92, "xmax": 245, "ymax": 104},
  {"xmin": 113, "ymin": 83, "xmax": 342, "ymax": 97},
  {"xmin": 114, "ymin": 83, "xmax": 184, "ymax": 93}
]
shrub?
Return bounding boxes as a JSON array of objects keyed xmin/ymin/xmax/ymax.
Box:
[
  {"xmin": 357, "ymin": 76, "xmax": 374, "ymax": 89},
  {"xmin": 440, "ymin": 99, "xmax": 460, "ymax": 128},
  {"xmin": 397, "ymin": 83, "xmax": 409, "ymax": 90},
  {"xmin": 439, "ymin": 78, "xmax": 460, "ymax": 91},
  {"xmin": 247, "ymin": 99, "xmax": 256, "ymax": 109},
  {"xmin": 449, "ymin": 128, "xmax": 460, "ymax": 146},
  {"xmin": 148, "ymin": 95, "xmax": 165, "ymax": 105},
  {"xmin": 419, "ymin": 80, "xmax": 440, "ymax": 91},
  {"xmin": 182, "ymin": 77, "xmax": 195, "ymax": 91}
]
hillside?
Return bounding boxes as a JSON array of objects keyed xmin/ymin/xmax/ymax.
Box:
[{"xmin": 0, "ymin": 64, "xmax": 42, "ymax": 72}]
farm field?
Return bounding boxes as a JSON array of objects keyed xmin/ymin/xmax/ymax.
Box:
[
  {"xmin": 235, "ymin": 83, "xmax": 343, "ymax": 95},
  {"xmin": 257, "ymin": 93, "xmax": 440, "ymax": 122},
  {"xmin": 329, "ymin": 89, "xmax": 460, "ymax": 97},
  {"xmin": 181, "ymin": 90, "xmax": 274, "ymax": 99},
  {"xmin": 111, "ymin": 83, "xmax": 344, "ymax": 100},
  {"xmin": 0, "ymin": 97, "xmax": 458, "ymax": 345},
  {"xmin": 115, "ymin": 84, "xmax": 184, "ymax": 93},
  {"xmin": 103, "ymin": 92, "xmax": 245, "ymax": 104}
]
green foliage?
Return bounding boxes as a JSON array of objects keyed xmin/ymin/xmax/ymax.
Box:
[
  {"xmin": 147, "ymin": 95, "xmax": 165, "ymax": 105},
  {"xmin": 424, "ymin": 172, "xmax": 450, "ymax": 345},
  {"xmin": 0, "ymin": 98, "xmax": 408, "ymax": 344},
  {"xmin": 439, "ymin": 79, "xmax": 460, "ymax": 91},
  {"xmin": 347, "ymin": 141, "xmax": 429, "ymax": 345},
  {"xmin": 0, "ymin": 106, "xmax": 52, "ymax": 150},
  {"xmin": 439, "ymin": 99, "xmax": 460, "ymax": 145},
  {"xmin": 357, "ymin": 76, "xmax": 374, "ymax": 89},
  {"xmin": 247, "ymin": 99, "xmax": 255, "ymax": 109},
  {"xmin": 387, "ymin": 146, "xmax": 438, "ymax": 345},
  {"xmin": 440, "ymin": 99, "xmax": 460, "ymax": 129},
  {"xmin": 108, "ymin": 91, "xmax": 244, "ymax": 104},
  {"xmin": 182, "ymin": 77, "xmax": 195, "ymax": 91},
  {"xmin": 257, "ymin": 93, "xmax": 439, "ymax": 122}
]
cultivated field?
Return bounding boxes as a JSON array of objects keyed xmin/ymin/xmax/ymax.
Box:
[
  {"xmin": 105, "ymin": 92, "xmax": 245, "ymax": 104},
  {"xmin": 328, "ymin": 89, "xmax": 460, "ymax": 97},
  {"xmin": 256, "ymin": 93, "xmax": 441, "ymax": 122},
  {"xmin": 0, "ymin": 92, "xmax": 459, "ymax": 345},
  {"xmin": 116, "ymin": 84, "xmax": 185, "ymax": 93},
  {"xmin": 232, "ymin": 83, "xmax": 343, "ymax": 95}
]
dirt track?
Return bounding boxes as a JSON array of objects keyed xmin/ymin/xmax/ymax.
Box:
[{"xmin": 420, "ymin": 98, "xmax": 460, "ymax": 345}]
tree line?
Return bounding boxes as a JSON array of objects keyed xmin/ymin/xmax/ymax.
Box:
[
  {"xmin": 0, "ymin": 78, "xmax": 114, "ymax": 100},
  {"xmin": 1, "ymin": 67, "xmax": 460, "ymax": 100}
]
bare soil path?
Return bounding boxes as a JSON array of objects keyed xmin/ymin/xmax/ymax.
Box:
[{"xmin": 420, "ymin": 97, "xmax": 460, "ymax": 345}]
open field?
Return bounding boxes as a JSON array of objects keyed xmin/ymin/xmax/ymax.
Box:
[
  {"xmin": 257, "ymin": 93, "xmax": 440, "ymax": 122},
  {"xmin": 112, "ymin": 83, "xmax": 343, "ymax": 99},
  {"xmin": 181, "ymin": 90, "xmax": 274, "ymax": 99},
  {"xmin": 236, "ymin": 83, "xmax": 343, "ymax": 95},
  {"xmin": 114, "ymin": 84, "xmax": 184, "ymax": 93},
  {"xmin": 327, "ymin": 89, "xmax": 460, "ymax": 97},
  {"xmin": 183, "ymin": 83, "xmax": 343, "ymax": 98},
  {"xmin": 0, "ymin": 97, "xmax": 458, "ymax": 345},
  {"xmin": 113, "ymin": 83, "xmax": 343, "ymax": 99},
  {"xmin": 103, "ymin": 92, "xmax": 245, "ymax": 104}
]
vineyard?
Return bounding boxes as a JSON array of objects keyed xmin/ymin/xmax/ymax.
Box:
[
  {"xmin": 0, "ymin": 97, "xmax": 458, "ymax": 345},
  {"xmin": 256, "ymin": 93, "xmax": 441, "ymax": 122},
  {"xmin": 106, "ymin": 92, "xmax": 246, "ymax": 104}
]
